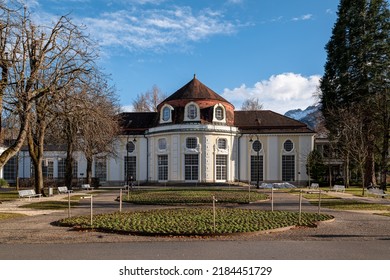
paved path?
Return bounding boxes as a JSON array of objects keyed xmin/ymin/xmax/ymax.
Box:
[{"xmin": 0, "ymin": 188, "xmax": 390, "ymax": 259}]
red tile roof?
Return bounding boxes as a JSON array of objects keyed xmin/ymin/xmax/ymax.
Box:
[
  {"xmin": 234, "ymin": 110, "xmax": 314, "ymax": 134},
  {"xmin": 161, "ymin": 75, "xmax": 231, "ymax": 104}
]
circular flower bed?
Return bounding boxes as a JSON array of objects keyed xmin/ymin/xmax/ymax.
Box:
[{"xmin": 55, "ymin": 208, "xmax": 333, "ymax": 236}]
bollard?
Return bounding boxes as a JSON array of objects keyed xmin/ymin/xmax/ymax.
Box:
[
  {"xmin": 67, "ymin": 192, "xmax": 71, "ymax": 218},
  {"xmin": 298, "ymin": 190, "xmax": 302, "ymax": 225},
  {"xmin": 212, "ymin": 196, "xmax": 218, "ymax": 233},
  {"xmin": 119, "ymin": 188, "xmax": 122, "ymax": 212},
  {"xmin": 318, "ymin": 190, "xmax": 322, "ymax": 215},
  {"xmin": 248, "ymin": 184, "xmax": 251, "ymax": 203}
]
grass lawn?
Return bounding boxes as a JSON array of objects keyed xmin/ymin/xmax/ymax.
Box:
[
  {"xmin": 122, "ymin": 189, "xmax": 268, "ymax": 205},
  {"xmin": 19, "ymin": 201, "xmax": 79, "ymax": 210},
  {"xmin": 55, "ymin": 208, "xmax": 333, "ymax": 236},
  {"xmin": 0, "ymin": 212, "xmax": 26, "ymax": 220},
  {"xmin": 309, "ymin": 199, "xmax": 390, "ymax": 211},
  {"xmin": 0, "ymin": 191, "xmax": 19, "ymax": 201}
]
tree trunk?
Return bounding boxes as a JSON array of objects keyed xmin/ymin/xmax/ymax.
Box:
[
  {"xmin": 86, "ymin": 156, "xmax": 93, "ymax": 186},
  {"xmin": 379, "ymin": 130, "xmax": 389, "ymax": 191}
]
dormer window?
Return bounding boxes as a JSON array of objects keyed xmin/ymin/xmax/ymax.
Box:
[
  {"xmin": 163, "ymin": 107, "xmax": 170, "ymax": 121},
  {"xmin": 160, "ymin": 104, "xmax": 174, "ymax": 124},
  {"xmin": 188, "ymin": 104, "xmax": 197, "ymax": 119},
  {"xmin": 215, "ymin": 106, "xmax": 224, "ymax": 120},
  {"xmin": 212, "ymin": 104, "xmax": 226, "ymax": 123},
  {"xmin": 184, "ymin": 102, "xmax": 200, "ymax": 122}
]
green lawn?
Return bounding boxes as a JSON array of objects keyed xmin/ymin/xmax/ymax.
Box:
[
  {"xmin": 0, "ymin": 212, "xmax": 25, "ymax": 220},
  {"xmin": 0, "ymin": 191, "xmax": 19, "ymax": 201},
  {"xmin": 19, "ymin": 201, "xmax": 79, "ymax": 210},
  {"xmin": 122, "ymin": 189, "xmax": 268, "ymax": 205}
]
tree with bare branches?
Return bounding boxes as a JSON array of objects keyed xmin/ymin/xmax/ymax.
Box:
[
  {"xmin": 241, "ymin": 97, "xmax": 263, "ymax": 111},
  {"xmin": 1, "ymin": 3, "xmax": 97, "ymax": 194},
  {"xmin": 132, "ymin": 85, "xmax": 165, "ymax": 112}
]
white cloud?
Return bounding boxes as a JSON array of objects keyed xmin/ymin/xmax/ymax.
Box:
[
  {"xmin": 292, "ymin": 14, "xmax": 313, "ymax": 21},
  {"xmin": 222, "ymin": 73, "xmax": 321, "ymax": 114},
  {"xmin": 78, "ymin": 6, "xmax": 237, "ymax": 52}
]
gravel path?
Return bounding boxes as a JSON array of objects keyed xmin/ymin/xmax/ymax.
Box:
[{"xmin": 0, "ymin": 189, "xmax": 389, "ymax": 244}]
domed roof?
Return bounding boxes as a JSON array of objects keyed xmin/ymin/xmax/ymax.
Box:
[{"xmin": 160, "ymin": 75, "xmax": 232, "ymax": 105}]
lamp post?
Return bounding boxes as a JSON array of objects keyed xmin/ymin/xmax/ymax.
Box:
[
  {"xmin": 249, "ymin": 135, "xmax": 261, "ymax": 189},
  {"xmin": 125, "ymin": 135, "xmax": 137, "ymax": 187}
]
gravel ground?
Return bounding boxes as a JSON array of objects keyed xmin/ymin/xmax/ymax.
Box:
[{"xmin": 0, "ymin": 189, "xmax": 389, "ymax": 244}]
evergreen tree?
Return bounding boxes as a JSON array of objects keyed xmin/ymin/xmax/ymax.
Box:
[{"xmin": 320, "ymin": 0, "xmax": 390, "ymax": 190}]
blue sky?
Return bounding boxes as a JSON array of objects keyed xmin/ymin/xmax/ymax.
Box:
[{"xmin": 27, "ymin": 0, "xmax": 340, "ymax": 114}]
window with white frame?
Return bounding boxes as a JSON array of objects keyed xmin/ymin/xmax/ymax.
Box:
[
  {"xmin": 282, "ymin": 155, "xmax": 295, "ymax": 181},
  {"xmin": 158, "ymin": 138, "xmax": 167, "ymax": 150},
  {"xmin": 185, "ymin": 154, "xmax": 198, "ymax": 181},
  {"xmin": 94, "ymin": 157, "xmax": 107, "ymax": 182},
  {"xmin": 73, "ymin": 161, "xmax": 78, "ymax": 178},
  {"xmin": 184, "ymin": 102, "xmax": 200, "ymax": 121},
  {"xmin": 158, "ymin": 155, "xmax": 168, "ymax": 181},
  {"xmin": 216, "ymin": 155, "xmax": 227, "ymax": 181},
  {"xmin": 42, "ymin": 159, "xmax": 54, "ymax": 179},
  {"xmin": 188, "ymin": 104, "xmax": 197, "ymax": 119},
  {"xmin": 186, "ymin": 137, "xmax": 198, "ymax": 149},
  {"xmin": 57, "ymin": 158, "xmax": 66, "ymax": 178},
  {"xmin": 162, "ymin": 107, "xmax": 170, "ymax": 121},
  {"xmin": 124, "ymin": 156, "xmax": 136, "ymax": 181},
  {"xmin": 251, "ymin": 155, "xmax": 264, "ymax": 182},
  {"xmin": 3, "ymin": 156, "xmax": 17, "ymax": 181},
  {"xmin": 160, "ymin": 105, "xmax": 174, "ymax": 123},
  {"xmin": 217, "ymin": 138, "xmax": 227, "ymax": 150},
  {"xmin": 215, "ymin": 106, "xmax": 224, "ymax": 120},
  {"xmin": 213, "ymin": 104, "xmax": 226, "ymax": 123}
]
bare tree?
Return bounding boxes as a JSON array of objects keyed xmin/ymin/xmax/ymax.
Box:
[
  {"xmin": 132, "ymin": 85, "xmax": 165, "ymax": 112},
  {"xmin": 76, "ymin": 72, "xmax": 120, "ymax": 186},
  {"xmin": 241, "ymin": 97, "xmax": 263, "ymax": 111},
  {"xmin": 0, "ymin": 3, "xmax": 96, "ymax": 194}
]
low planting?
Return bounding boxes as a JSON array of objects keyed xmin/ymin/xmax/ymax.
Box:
[
  {"xmin": 122, "ymin": 189, "xmax": 267, "ymax": 205},
  {"xmin": 55, "ymin": 208, "xmax": 333, "ymax": 236},
  {"xmin": 19, "ymin": 201, "xmax": 79, "ymax": 210}
]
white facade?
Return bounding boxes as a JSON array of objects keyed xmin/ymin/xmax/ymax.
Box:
[{"xmin": 1, "ymin": 77, "xmax": 315, "ymax": 186}]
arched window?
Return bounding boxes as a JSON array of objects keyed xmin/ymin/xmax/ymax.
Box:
[
  {"xmin": 213, "ymin": 104, "xmax": 226, "ymax": 123},
  {"xmin": 184, "ymin": 102, "xmax": 200, "ymax": 122},
  {"xmin": 160, "ymin": 104, "xmax": 174, "ymax": 124},
  {"xmin": 162, "ymin": 107, "xmax": 170, "ymax": 121},
  {"xmin": 187, "ymin": 104, "xmax": 197, "ymax": 119},
  {"xmin": 215, "ymin": 106, "xmax": 224, "ymax": 121}
]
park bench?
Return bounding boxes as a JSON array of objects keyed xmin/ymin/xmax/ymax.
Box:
[
  {"xmin": 18, "ymin": 189, "xmax": 42, "ymax": 200},
  {"xmin": 310, "ymin": 183, "xmax": 319, "ymax": 189},
  {"xmin": 330, "ymin": 185, "xmax": 345, "ymax": 192},
  {"xmin": 81, "ymin": 184, "xmax": 93, "ymax": 190},
  {"xmin": 367, "ymin": 188, "xmax": 388, "ymax": 198},
  {"xmin": 57, "ymin": 186, "xmax": 73, "ymax": 194}
]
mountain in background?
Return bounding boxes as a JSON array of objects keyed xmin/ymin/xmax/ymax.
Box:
[{"xmin": 284, "ymin": 105, "xmax": 322, "ymax": 130}]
